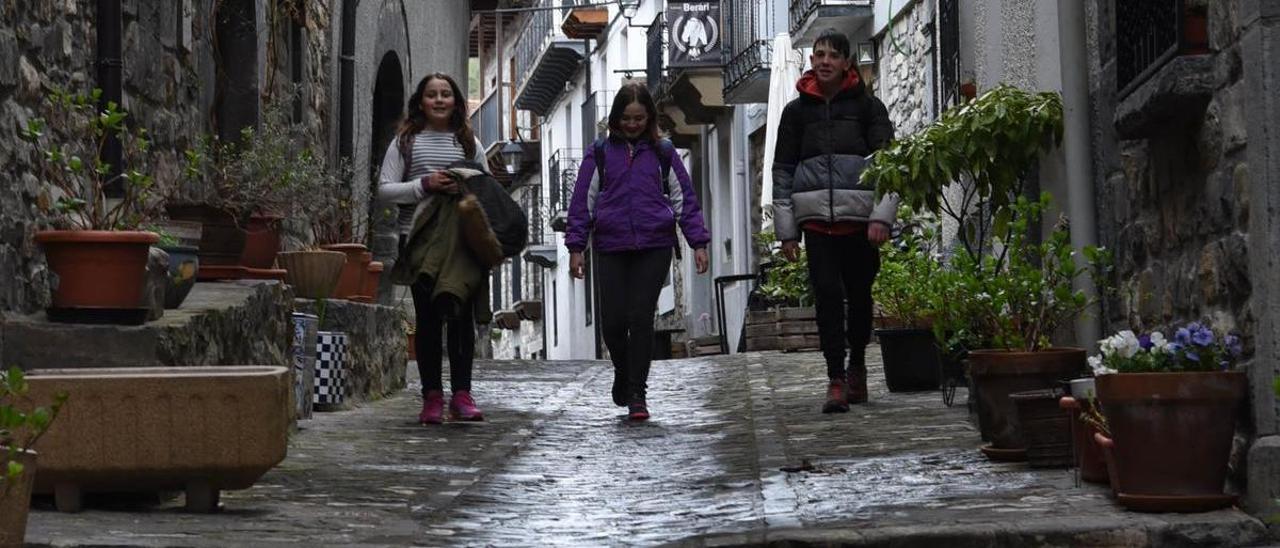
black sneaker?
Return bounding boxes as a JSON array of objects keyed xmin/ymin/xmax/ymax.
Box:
[
  {"xmin": 611, "ymin": 366, "xmax": 628, "ymax": 407},
  {"xmin": 627, "ymin": 400, "xmax": 650, "ymax": 421}
]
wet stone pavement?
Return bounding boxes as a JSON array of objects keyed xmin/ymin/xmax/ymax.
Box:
[{"xmin": 25, "ymin": 348, "xmax": 1274, "ymax": 547}]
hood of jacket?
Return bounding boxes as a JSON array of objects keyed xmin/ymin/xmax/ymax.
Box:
[{"xmin": 796, "ymin": 68, "xmax": 864, "ymax": 101}]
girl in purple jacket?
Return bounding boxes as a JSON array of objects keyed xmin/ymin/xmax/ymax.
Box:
[{"xmin": 565, "ymin": 83, "xmax": 711, "ymax": 421}]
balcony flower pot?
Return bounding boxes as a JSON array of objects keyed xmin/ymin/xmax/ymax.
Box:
[
  {"xmin": 0, "ymin": 448, "xmax": 37, "ymax": 547},
  {"xmin": 277, "ymin": 250, "xmax": 346, "ymax": 299},
  {"xmin": 967, "ymin": 347, "xmax": 1086, "ymax": 461},
  {"xmin": 158, "ymin": 244, "xmax": 200, "ymax": 309},
  {"xmin": 874, "ymin": 327, "xmax": 941, "ymax": 392},
  {"xmin": 321, "ymin": 244, "xmax": 373, "ymax": 300},
  {"xmin": 36, "ymin": 230, "xmax": 159, "ymax": 323},
  {"xmin": 1094, "ymin": 371, "xmax": 1246, "ymax": 512}
]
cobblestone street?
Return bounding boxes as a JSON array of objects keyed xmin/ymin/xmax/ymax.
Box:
[{"xmin": 25, "ymin": 348, "xmax": 1270, "ymax": 547}]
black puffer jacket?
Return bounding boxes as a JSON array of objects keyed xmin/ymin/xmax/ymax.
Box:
[{"xmin": 771, "ymin": 69, "xmax": 897, "ymax": 242}]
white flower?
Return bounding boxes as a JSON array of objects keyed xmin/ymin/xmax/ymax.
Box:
[
  {"xmin": 1088, "ymin": 355, "xmax": 1116, "ymax": 376},
  {"xmin": 1150, "ymin": 331, "xmax": 1169, "ymax": 353},
  {"xmin": 1116, "ymin": 330, "xmax": 1140, "ymax": 358}
]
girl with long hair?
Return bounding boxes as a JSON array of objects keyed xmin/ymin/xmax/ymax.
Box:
[
  {"xmin": 377, "ymin": 72, "xmax": 488, "ymax": 424},
  {"xmin": 565, "ymin": 82, "xmax": 711, "ymax": 421}
]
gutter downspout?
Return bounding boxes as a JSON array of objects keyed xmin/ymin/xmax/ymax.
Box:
[
  {"xmin": 1057, "ymin": 0, "xmax": 1100, "ymax": 349},
  {"xmin": 96, "ymin": 0, "xmax": 123, "ymax": 186}
]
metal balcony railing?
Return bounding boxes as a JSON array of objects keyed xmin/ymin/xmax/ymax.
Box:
[
  {"xmin": 548, "ymin": 148, "xmax": 583, "ymax": 216},
  {"xmin": 788, "ymin": 0, "xmax": 871, "ymax": 37},
  {"xmin": 724, "ymin": 40, "xmax": 771, "ymax": 93},
  {"xmin": 937, "ymin": 0, "xmax": 961, "ymax": 112},
  {"xmin": 646, "ymin": 18, "xmax": 667, "ymax": 97},
  {"xmin": 1115, "ymin": 0, "xmax": 1183, "ymax": 97},
  {"xmin": 581, "ymin": 89, "xmax": 614, "ymax": 148},
  {"xmin": 473, "ymin": 90, "xmax": 502, "ymax": 151},
  {"xmin": 513, "ymin": 0, "xmax": 555, "ymax": 94},
  {"xmin": 523, "ymin": 184, "xmax": 545, "ymax": 245},
  {"xmin": 723, "ymin": 0, "xmax": 774, "ymax": 101}
]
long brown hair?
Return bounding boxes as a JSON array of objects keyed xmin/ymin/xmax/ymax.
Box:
[
  {"xmin": 607, "ymin": 82, "xmax": 661, "ymax": 142},
  {"xmin": 398, "ymin": 73, "xmax": 476, "ymax": 159}
]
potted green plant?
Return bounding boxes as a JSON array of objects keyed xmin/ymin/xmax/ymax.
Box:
[
  {"xmin": 1, "ymin": 367, "xmax": 66, "ymax": 546},
  {"xmin": 1089, "ymin": 324, "xmax": 1247, "ymax": 512},
  {"xmin": 865, "ymin": 86, "xmax": 1109, "ymax": 460},
  {"xmin": 20, "ymin": 88, "xmax": 166, "ymax": 323},
  {"xmin": 872, "ymin": 210, "xmax": 943, "ymax": 392}
]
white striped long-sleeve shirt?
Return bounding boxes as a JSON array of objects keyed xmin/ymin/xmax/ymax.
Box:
[{"xmin": 377, "ymin": 130, "xmax": 487, "ymax": 235}]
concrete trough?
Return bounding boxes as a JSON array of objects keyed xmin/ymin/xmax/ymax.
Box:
[{"xmin": 23, "ymin": 366, "xmax": 290, "ymax": 513}]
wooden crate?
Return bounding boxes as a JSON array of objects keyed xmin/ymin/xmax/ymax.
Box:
[
  {"xmin": 745, "ymin": 335, "xmax": 780, "ymax": 351},
  {"xmin": 779, "ymin": 334, "xmax": 822, "ymax": 352}
]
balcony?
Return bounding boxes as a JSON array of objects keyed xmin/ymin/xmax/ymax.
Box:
[
  {"xmin": 723, "ymin": 0, "xmax": 775, "ymax": 104},
  {"xmin": 561, "ymin": 0, "xmax": 609, "ymax": 39},
  {"xmin": 471, "ymin": 90, "xmax": 502, "ymax": 151},
  {"xmin": 547, "ymin": 148, "xmax": 582, "ymax": 233},
  {"xmin": 581, "ymin": 89, "xmax": 613, "ymax": 148},
  {"xmin": 521, "ymin": 184, "xmax": 558, "ymax": 268},
  {"xmin": 513, "ymin": 0, "xmax": 588, "ymax": 116},
  {"xmin": 1113, "ymin": 0, "xmax": 1213, "ymax": 139},
  {"xmin": 788, "ymin": 0, "xmax": 873, "ymax": 48}
]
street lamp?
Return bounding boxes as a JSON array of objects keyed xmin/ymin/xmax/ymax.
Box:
[
  {"xmin": 501, "ymin": 139, "xmax": 525, "ymax": 175},
  {"xmin": 619, "ymin": 0, "xmax": 640, "ymax": 23}
]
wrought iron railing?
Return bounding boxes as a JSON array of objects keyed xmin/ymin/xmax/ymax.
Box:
[
  {"xmin": 724, "ymin": 40, "xmax": 771, "ymax": 93},
  {"xmin": 473, "ymin": 89, "xmax": 502, "ymax": 151},
  {"xmin": 788, "ymin": 0, "xmax": 870, "ymax": 36},
  {"xmin": 724, "ymin": 0, "xmax": 774, "ymax": 95},
  {"xmin": 549, "ymin": 148, "xmax": 583, "ymax": 215},
  {"xmin": 581, "ymin": 89, "xmax": 613, "ymax": 148},
  {"xmin": 524, "ymin": 184, "xmax": 545, "ymax": 245},
  {"xmin": 937, "ymin": 0, "xmax": 961, "ymax": 112},
  {"xmin": 513, "ymin": 0, "xmax": 555, "ymax": 95},
  {"xmin": 1115, "ymin": 0, "xmax": 1183, "ymax": 97},
  {"xmin": 646, "ymin": 18, "xmax": 666, "ymax": 97}
]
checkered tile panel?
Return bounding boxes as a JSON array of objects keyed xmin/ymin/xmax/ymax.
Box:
[{"xmin": 314, "ymin": 332, "xmax": 348, "ymax": 405}]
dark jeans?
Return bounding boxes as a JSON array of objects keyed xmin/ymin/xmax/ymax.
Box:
[
  {"xmin": 804, "ymin": 230, "xmax": 881, "ymax": 379},
  {"xmin": 595, "ymin": 247, "xmax": 673, "ymax": 398},
  {"xmin": 410, "ymin": 275, "xmax": 475, "ymax": 394}
]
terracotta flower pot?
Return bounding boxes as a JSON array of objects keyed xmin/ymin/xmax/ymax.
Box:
[
  {"xmin": 0, "ymin": 448, "xmax": 37, "ymax": 547},
  {"xmin": 1059, "ymin": 396, "xmax": 1109, "ymax": 484},
  {"xmin": 240, "ymin": 214, "xmax": 283, "ymax": 269},
  {"xmin": 165, "ymin": 204, "xmax": 246, "ymax": 268},
  {"xmin": 967, "ymin": 348, "xmax": 1086, "ymax": 455},
  {"xmin": 35, "ymin": 230, "xmax": 159, "ymax": 312},
  {"xmin": 321, "ymin": 244, "xmax": 372, "ymax": 300},
  {"xmin": 360, "ymin": 261, "xmax": 384, "ymax": 301},
  {"xmin": 407, "ymin": 332, "xmax": 417, "ymax": 361},
  {"xmin": 277, "ymin": 251, "xmax": 346, "ymax": 299},
  {"xmin": 1095, "ymin": 371, "xmax": 1246, "ymax": 512}
]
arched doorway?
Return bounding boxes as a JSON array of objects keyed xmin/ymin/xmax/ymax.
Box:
[
  {"xmin": 214, "ymin": 0, "xmax": 259, "ymax": 143},
  {"xmin": 370, "ymin": 51, "xmax": 405, "ymax": 179}
]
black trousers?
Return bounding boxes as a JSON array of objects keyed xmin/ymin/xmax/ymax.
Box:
[
  {"xmin": 410, "ymin": 276, "xmax": 475, "ymax": 394},
  {"xmin": 595, "ymin": 247, "xmax": 673, "ymax": 398},
  {"xmin": 804, "ymin": 230, "xmax": 881, "ymax": 379}
]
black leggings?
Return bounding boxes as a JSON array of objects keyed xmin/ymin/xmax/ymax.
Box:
[
  {"xmin": 595, "ymin": 247, "xmax": 673, "ymax": 398},
  {"xmin": 804, "ymin": 230, "xmax": 880, "ymax": 379},
  {"xmin": 410, "ymin": 276, "xmax": 475, "ymax": 394}
]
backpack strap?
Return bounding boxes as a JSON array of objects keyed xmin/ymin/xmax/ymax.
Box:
[
  {"xmin": 400, "ymin": 133, "xmax": 415, "ymax": 174},
  {"xmin": 593, "ymin": 137, "xmax": 607, "ymax": 190},
  {"xmin": 656, "ymin": 138, "xmax": 674, "ymax": 195}
]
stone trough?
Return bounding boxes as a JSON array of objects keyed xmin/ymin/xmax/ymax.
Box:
[{"xmin": 23, "ymin": 366, "xmax": 290, "ymax": 513}]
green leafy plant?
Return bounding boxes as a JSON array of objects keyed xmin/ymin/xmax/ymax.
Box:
[
  {"xmin": 754, "ymin": 231, "xmax": 810, "ymax": 307},
  {"xmin": 1, "ymin": 367, "xmax": 66, "ymax": 495},
  {"xmin": 19, "ymin": 87, "xmax": 164, "ymax": 230},
  {"xmin": 873, "ymin": 210, "xmax": 942, "ymax": 328}
]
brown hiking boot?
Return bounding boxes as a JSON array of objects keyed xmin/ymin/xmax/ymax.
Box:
[
  {"xmin": 822, "ymin": 380, "xmax": 850, "ymax": 413},
  {"xmin": 846, "ymin": 368, "xmax": 868, "ymax": 404}
]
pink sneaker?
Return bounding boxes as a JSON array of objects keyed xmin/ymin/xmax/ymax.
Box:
[
  {"xmin": 419, "ymin": 390, "xmax": 444, "ymax": 424},
  {"xmin": 449, "ymin": 390, "xmax": 485, "ymax": 421}
]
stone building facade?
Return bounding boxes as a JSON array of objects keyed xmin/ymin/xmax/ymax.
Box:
[{"xmin": 0, "ymin": 1, "xmax": 470, "ymax": 358}]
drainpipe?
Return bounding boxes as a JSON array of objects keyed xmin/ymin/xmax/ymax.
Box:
[
  {"xmin": 96, "ymin": 0, "xmax": 123, "ymax": 186},
  {"xmin": 339, "ymin": 0, "xmax": 357, "ymax": 160},
  {"xmin": 1057, "ymin": 0, "xmax": 1100, "ymax": 349}
]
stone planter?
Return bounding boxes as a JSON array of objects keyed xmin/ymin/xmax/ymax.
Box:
[
  {"xmin": 1094, "ymin": 371, "xmax": 1247, "ymax": 512},
  {"xmin": 0, "ymin": 448, "xmax": 37, "ymax": 547},
  {"xmin": 314, "ymin": 331, "xmax": 348, "ymax": 408},
  {"xmin": 158, "ymin": 244, "xmax": 200, "ymax": 309},
  {"xmin": 36, "ymin": 230, "xmax": 160, "ymax": 325},
  {"xmin": 291, "ymin": 313, "xmax": 319, "ymax": 421},
  {"xmin": 278, "ymin": 250, "xmax": 346, "ymax": 299},
  {"xmin": 23, "ymin": 366, "xmax": 290, "ymax": 513},
  {"xmin": 968, "ymin": 347, "xmax": 1086, "ymax": 460}
]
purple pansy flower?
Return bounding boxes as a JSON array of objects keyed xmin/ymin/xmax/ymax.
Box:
[
  {"xmin": 1175, "ymin": 327, "xmax": 1192, "ymax": 346},
  {"xmin": 1138, "ymin": 334, "xmax": 1153, "ymax": 350},
  {"xmin": 1192, "ymin": 326, "xmax": 1214, "ymax": 347},
  {"xmin": 1225, "ymin": 334, "xmax": 1243, "ymax": 357}
]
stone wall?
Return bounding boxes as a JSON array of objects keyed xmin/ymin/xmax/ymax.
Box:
[
  {"xmin": 1086, "ymin": 0, "xmax": 1252, "ymax": 343},
  {"xmin": 295, "ymin": 298, "xmax": 408, "ymax": 403},
  {"xmin": 875, "ymin": 0, "xmax": 934, "ymax": 137}
]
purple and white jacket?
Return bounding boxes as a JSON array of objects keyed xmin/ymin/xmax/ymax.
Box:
[{"xmin": 564, "ymin": 138, "xmax": 710, "ymax": 253}]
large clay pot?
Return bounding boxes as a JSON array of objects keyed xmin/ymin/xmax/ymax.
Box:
[
  {"xmin": 277, "ymin": 251, "xmax": 346, "ymax": 299},
  {"xmin": 165, "ymin": 204, "xmax": 245, "ymax": 268},
  {"xmin": 0, "ymin": 448, "xmax": 36, "ymax": 547},
  {"xmin": 967, "ymin": 348, "xmax": 1086, "ymax": 454},
  {"xmin": 360, "ymin": 261, "xmax": 384, "ymax": 301},
  {"xmin": 35, "ymin": 230, "xmax": 159, "ymax": 312},
  {"xmin": 240, "ymin": 214, "xmax": 283, "ymax": 269},
  {"xmin": 321, "ymin": 244, "xmax": 372, "ymax": 300},
  {"xmin": 1095, "ymin": 371, "xmax": 1247, "ymax": 512}
]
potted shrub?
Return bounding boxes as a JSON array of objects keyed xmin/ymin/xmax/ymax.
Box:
[
  {"xmin": 1, "ymin": 367, "xmax": 66, "ymax": 546},
  {"xmin": 1089, "ymin": 324, "xmax": 1247, "ymax": 512},
  {"xmin": 865, "ymin": 86, "xmax": 1110, "ymax": 460},
  {"xmin": 20, "ymin": 88, "xmax": 167, "ymax": 324},
  {"xmin": 872, "ymin": 210, "xmax": 943, "ymax": 392}
]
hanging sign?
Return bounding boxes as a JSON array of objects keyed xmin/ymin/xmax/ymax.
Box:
[{"xmin": 666, "ymin": 1, "xmax": 722, "ymax": 68}]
